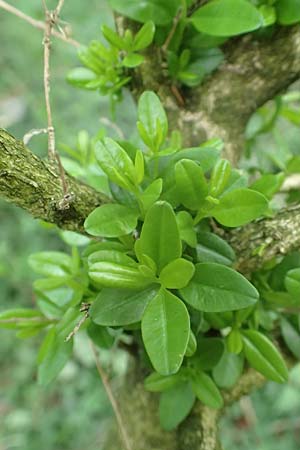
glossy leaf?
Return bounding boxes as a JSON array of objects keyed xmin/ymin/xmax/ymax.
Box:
[
  {"xmin": 95, "ymin": 138, "xmax": 136, "ymax": 190},
  {"xmin": 140, "ymin": 178, "xmax": 163, "ymax": 212},
  {"xmin": 180, "ymin": 263, "xmax": 259, "ymax": 312},
  {"xmin": 176, "ymin": 211, "xmax": 197, "ymax": 247},
  {"xmin": 211, "ymin": 188, "xmax": 268, "ymax": 227},
  {"xmin": 133, "ymin": 21, "xmax": 155, "ymax": 50},
  {"xmin": 138, "ymin": 91, "xmax": 168, "ymax": 149},
  {"xmin": 90, "ymin": 286, "xmax": 158, "ymax": 326},
  {"xmin": 285, "ymin": 268, "xmax": 300, "ymax": 297},
  {"xmin": 195, "ymin": 231, "xmax": 235, "ymax": 266},
  {"xmin": 191, "ymin": 0, "xmax": 262, "ymax": 37},
  {"xmin": 175, "ymin": 159, "xmax": 208, "ymax": 210},
  {"xmin": 84, "ymin": 204, "xmax": 138, "ymax": 237},
  {"xmin": 144, "ymin": 371, "xmax": 183, "ymax": 392},
  {"xmin": 138, "ymin": 201, "xmax": 181, "ymax": 272},
  {"xmin": 159, "ymin": 258, "xmax": 195, "ymax": 289},
  {"xmin": 226, "ymin": 328, "xmax": 243, "ymax": 354},
  {"xmin": 141, "ymin": 289, "xmax": 190, "ymax": 375},
  {"xmin": 159, "ymin": 382, "xmax": 195, "ymax": 430},
  {"xmin": 108, "ymin": 0, "xmax": 181, "ymax": 25},
  {"xmin": 210, "ymin": 158, "xmax": 231, "ymax": 197},
  {"xmin": 242, "ymin": 330, "xmax": 289, "ymax": 383},
  {"xmin": 191, "ymin": 370, "xmax": 224, "ymax": 409},
  {"xmin": 123, "ymin": 53, "xmax": 144, "ymax": 68}
]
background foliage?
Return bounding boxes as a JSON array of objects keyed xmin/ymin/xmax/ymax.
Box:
[{"xmin": 0, "ymin": 1, "xmax": 300, "ymax": 449}]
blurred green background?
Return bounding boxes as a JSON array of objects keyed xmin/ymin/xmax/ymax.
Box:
[{"xmin": 0, "ymin": 1, "xmax": 299, "ymax": 449}]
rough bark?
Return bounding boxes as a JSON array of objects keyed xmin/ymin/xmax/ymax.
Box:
[{"xmin": 0, "ymin": 129, "xmax": 109, "ymax": 231}]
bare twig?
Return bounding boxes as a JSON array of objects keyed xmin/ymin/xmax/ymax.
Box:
[
  {"xmin": 90, "ymin": 342, "xmax": 133, "ymax": 450},
  {"xmin": 23, "ymin": 128, "xmax": 48, "ymax": 145},
  {"xmin": 161, "ymin": 7, "xmax": 183, "ymax": 53},
  {"xmin": 0, "ymin": 0, "xmax": 81, "ymax": 48},
  {"xmin": 65, "ymin": 303, "xmax": 90, "ymax": 342}
]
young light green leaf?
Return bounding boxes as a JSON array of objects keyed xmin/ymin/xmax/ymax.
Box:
[
  {"xmin": 142, "ymin": 289, "xmax": 190, "ymax": 375},
  {"xmin": 196, "ymin": 231, "xmax": 235, "ymax": 266},
  {"xmin": 101, "ymin": 24, "xmax": 125, "ymax": 49},
  {"xmin": 242, "ymin": 329, "xmax": 289, "ymax": 383},
  {"xmin": 0, "ymin": 309, "xmax": 48, "ymax": 329},
  {"xmin": 95, "ymin": 138, "xmax": 137, "ymax": 190},
  {"xmin": 250, "ymin": 173, "xmax": 284, "ymax": 199},
  {"xmin": 212, "ymin": 350, "xmax": 244, "ymax": 389},
  {"xmin": 175, "ymin": 159, "xmax": 208, "ymax": 210},
  {"xmin": 138, "ymin": 201, "xmax": 181, "ymax": 272},
  {"xmin": 180, "ymin": 263, "xmax": 259, "ymax": 312},
  {"xmin": 144, "ymin": 371, "xmax": 183, "ymax": 392},
  {"xmin": 191, "ymin": 0, "xmax": 263, "ymax": 37},
  {"xmin": 191, "ymin": 370, "xmax": 224, "ymax": 409},
  {"xmin": 90, "ymin": 286, "xmax": 158, "ymax": 326},
  {"xmin": 159, "ymin": 383, "xmax": 195, "ymax": 430},
  {"xmin": 122, "ymin": 53, "xmax": 144, "ymax": 68},
  {"xmin": 138, "ymin": 91, "xmax": 168, "ymax": 150},
  {"xmin": 88, "ymin": 250, "xmax": 151, "ymax": 289},
  {"xmin": 67, "ymin": 67, "xmax": 97, "ymax": 88},
  {"xmin": 211, "ymin": 188, "xmax": 268, "ymax": 227},
  {"xmin": 134, "ymin": 149, "xmax": 144, "ymax": 184},
  {"xmin": 226, "ymin": 328, "xmax": 243, "ymax": 354},
  {"xmin": 140, "ymin": 178, "xmax": 163, "ymax": 212},
  {"xmin": 38, "ymin": 329, "xmax": 73, "ymax": 385},
  {"xmin": 210, "ymin": 159, "xmax": 231, "ymax": 197},
  {"xmin": 285, "ymin": 268, "xmax": 300, "ymax": 297},
  {"xmin": 159, "ymin": 258, "xmax": 195, "ymax": 289},
  {"xmin": 28, "ymin": 252, "xmax": 72, "ymax": 277},
  {"xmin": 176, "ymin": 211, "xmax": 197, "ymax": 247},
  {"xmin": 133, "ymin": 21, "xmax": 155, "ymax": 51},
  {"xmin": 84, "ymin": 204, "xmax": 138, "ymax": 237}
]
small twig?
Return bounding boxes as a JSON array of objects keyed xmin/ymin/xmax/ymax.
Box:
[
  {"xmin": 162, "ymin": 7, "xmax": 183, "ymax": 53},
  {"xmin": 65, "ymin": 303, "xmax": 90, "ymax": 342},
  {"xmin": 0, "ymin": 0, "xmax": 81, "ymax": 48},
  {"xmin": 90, "ymin": 342, "xmax": 133, "ymax": 450},
  {"xmin": 23, "ymin": 128, "xmax": 48, "ymax": 145}
]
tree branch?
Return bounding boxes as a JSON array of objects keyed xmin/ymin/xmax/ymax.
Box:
[{"xmin": 0, "ymin": 129, "xmax": 109, "ymax": 231}]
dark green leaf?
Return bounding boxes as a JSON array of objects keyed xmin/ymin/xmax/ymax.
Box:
[
  {"xmin": 175, "ymin": 159, "xmax": 208, "ymax": 210},
  {"xmin": 159, "ymin": 382, "xmax": 195, "ymax": 430},
  {"xmin": 242, "ymin": 329, "xmax": 289, "ymax": 383},
  {"xmin": 212, "ymin": 351, "xmax": 244, "ymax": 389},
  {"xmin": 191, "ymin": 370, "xmax": 223, "ymax": 408},
  {"xmin": 285, "ymin": 268, "xmax": 300, "ymax": 297},
  {"xmin": 269, "ymin": 252, "xmax": 300, "ymax": 291},
  {"xmin": 90, "ymin": 286, "xmax": 158, "ymax": 326},
  {"xmin": 195, "ymin": 231, "xmax": 235, "ymax": 266},
  {"xmin": 142, "ymin": 289, "xmax": 190, "ymax": 375},
  {"xmin": 194, "ymin": 337, "xmax": 224, "ymax": 370},
  {"xmin": 144, "ymin": 371, "xmax": 183, "ymax": 392},
  {"xmin": 276, "ymin": 0, "xmax": 300, "ymax": 24},
  {"xmin": 87, "ymin": 322, "xmax": 115, "ymax": 349},
  {"xmin": 280, "ymin": 318, "xmax": 300, "ymax": 360},
  {"xmin": 180, "ymin": 263, "xmax": 259, "ymax": 312}
]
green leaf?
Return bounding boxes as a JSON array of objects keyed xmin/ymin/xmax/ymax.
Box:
[
  {"xmin": 285, "ymin": 268, "xmax": 300, "ymax": 297},
  {"xmin": 84, "ymin": 204, "xmax": 138, "ymax": 237},
  {"xmin": 0, "ymin": 309, "xmax": 48, "ymax": 329},
  {"xmin": 195, "ymin": 231, "xmax": 235, "ymax": 266},
  {"xmin": 191, "ymin": 370, "xmax": 223, "ymax": 409},
  {"xmin": 28, "ymin": 252, "xmax": 72, "ymax": 277},
  {"xmin": 242, "ymin": 329, "xmax": 289, "ymax": 383},
  {"xmin": 67, "ymin": 67, "xmax": 97, "ymax": 87},
  {"xmin": 38, "ymin": 329, "xmax": 73, "ymax": 385},
  {"xmin": 138, "ymin": 201, "xmax": 181, "ymax": 273},
  {"xmin": 191, "ymin": 0, "xmax": 263, "ymax": 37},
  {"xmin": 101, "ymin": 25, "xmax": 125, "ymax": 49},
  {"xmin": 180, "ymin": 263, "xmax": 259, "ymax": 312},
  {"xmin": 210, "ymin": 159, "xmax": 231, "ymax": 197},
  {"xmin": 170, "ymin": 146, "xmax": 221, "ymax": 172},
  {"xmin": 108, "ymin": 0, "xmax": 181, "ymax": 25},
  {"xmin": 226, "ymin": 328, "xmax": 243, "ymax": 354},
  {"xmin": 269, "ymin": 252, "xmax": 300, "ymax": 291},
  {"xmin": 88, "ymin": 250, "xmax": 151, "ymax": 289},
  {"xmin": 59, "ymin": 230, "xmax": 91, "ymax": 247},
  {"xmin": 95, "ymin": 138, "xmax": 137, "ymax": 190},
  {"xmin": 175, "ymin": 159, "xmax": 208, "ymax": 210},
  {"xmin": 185, "ymin": 330, "xmax": 197, "ymax": 357},
  {"xmin": 159, "ymin": 382, "xmax": 195, "ymax": 430},
  {"xmin": 134, "ymin": 149, "xmax": 144, "ymax": 184},
  {"xmin": 87, "ymin": 322, "xmax": 115, "ymax": 349},
  {"xmin": 176, "ymin": 211, "xmax": 197, "ymax": 247},
  {"xmin": 193, "ymin": 337, "xmax": 224, "ymax": 370},
  {"xmin": 280, "ymin": 318, "xmax": 300, "ymax": 360},
  {"xmin": 123, "ymin": 53, "xmax": 144, "ymax": 68},
  {"xmin": 159, "ymin": 258, "xmax": 195, "ymax": 289},
  {"xmin": 133, "ymin": 21, "xmax": 155, "ymax": 51},
  {"xmin": 276, "ymin": 0, "xmax": 300, "ymax": 25},
  {"xmin": 142, "ymin": 289, "xmax": 190, "ymax": 375},
  {"xmin": 212, "ymin": 350, "xmax": 244, "ymax": 389},
  {"xmin": 144, "ymin": 371, "xmax": 183, "ymax": 392},
  {"xmin": 138, "ymin": 91, "xmax": 168, "ymax": 150},
  {"xmin": 250, "ymin": 173, "xmax": 284, "ymax": 199},
  {"xmin": 90, "ymin": 286, "xmax": 158, "ymax": 326},
  {"xmin": 140, "ymin": 178, "xmax": 163, "ymax": 212},
  {"xmin": 211, "ymin": 188, "xmax": 268, "ymax": 227}
]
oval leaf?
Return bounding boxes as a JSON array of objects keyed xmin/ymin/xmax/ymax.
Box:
[
  {"xmin": 84, "ymin": 204, "xmax": 138, "ymax": 237},
  {"xmin": 196, "ymin": 231, "xmax": 235, "ymax": 266},
  {"xmin": 191, "ymin": 370, "xmax": 224, "ymax": 409},
  {"xmin": 142, "ymin": 289, "xmax": 190, "ymax": 375},
  {"xmin": 180, "ymin": 263, "xmax": 259, "ymax": 312},
  {"xmin": 159, "ymin": 382, "xmax": 195, "ymax": 430},
  {"xmin": 159, "ymin": 258, "xmax": 195, "ymax": 289},
  {"xmin": 175, "ymin": 159, "xmax": 208, "ymax": 210}
]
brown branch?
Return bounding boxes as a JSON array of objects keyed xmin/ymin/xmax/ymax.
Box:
[
  {"xmin": 0, "ymin": 129, "xmax": 109, "ymax": 232},
  {"xmin": 90, "ymin": 342, "xmax": 133, "ymax": 450},
  {"xmin": 0, "ymin": 0, "xmax": 81, "ymax": 48}
]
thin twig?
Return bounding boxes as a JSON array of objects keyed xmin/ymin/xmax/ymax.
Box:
[
  {"xmin": 162, "ymin": 7, "xmax": 183, "ymax": 53},
  {"xmin": 65, "ymin": 303, "xmax": 90, "ymax": 342},
  {"xmin": 0, "ymin": 0, "xmax": 81, "ymax": 48},
  {"xmin": 90, "ymin": 342, "xmax": 133, "ymax": 450},
  {"xmin": 23, "ymin": 128, "xmax": 48, "ymax": 145}
]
